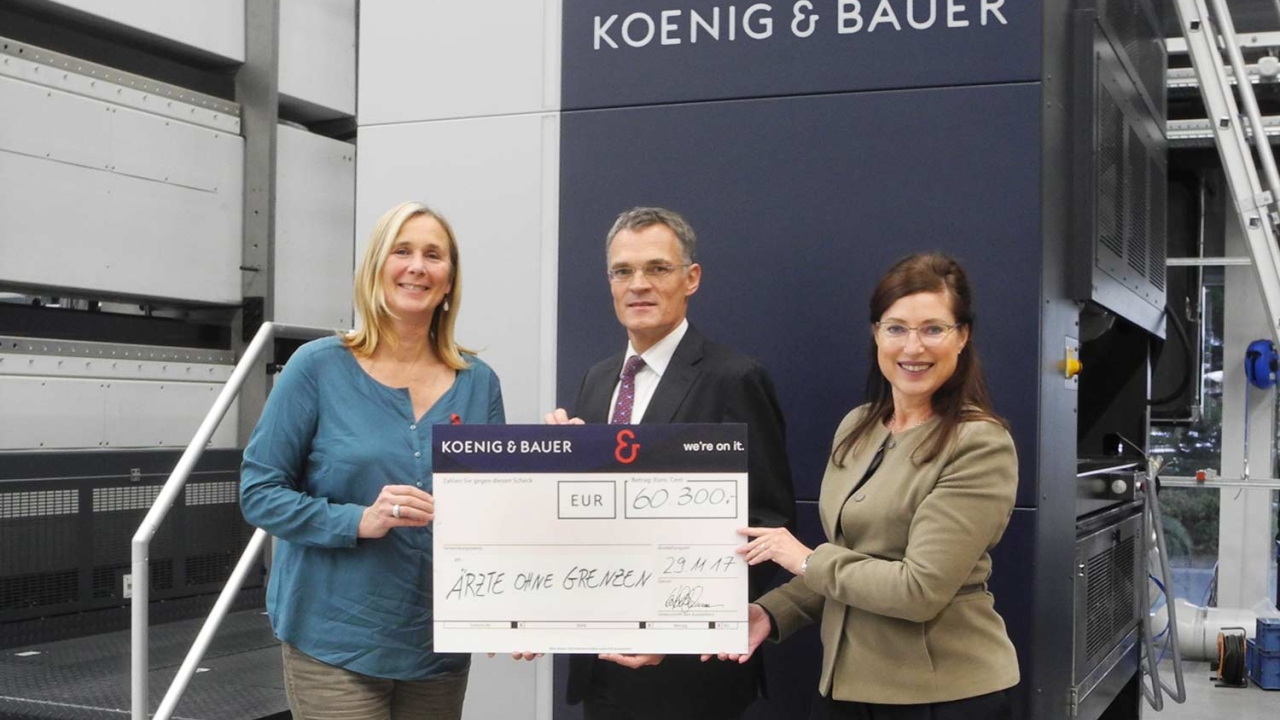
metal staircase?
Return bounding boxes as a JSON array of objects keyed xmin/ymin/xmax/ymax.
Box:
[
  {"xmin": 1172, "ymin": 0, "xmax": 1280, "ymax": 347},
  {"xmin": 131, "ymin": 323, "xmax": 333, "ymax": 720}
]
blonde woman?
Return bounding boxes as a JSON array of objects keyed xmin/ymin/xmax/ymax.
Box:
[{"xmin": 241, "ymin": 202, "xmax": 504, "ymax": 720}]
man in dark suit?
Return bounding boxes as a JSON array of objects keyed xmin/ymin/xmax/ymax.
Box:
[{"xmin": 546, "ymin": 207, "xmax": 795, "ymax": 720}]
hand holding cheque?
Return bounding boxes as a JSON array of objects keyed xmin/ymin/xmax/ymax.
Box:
[{"xmin": 356, "ymin": 484, "xmax": 435, "ymax": 539}]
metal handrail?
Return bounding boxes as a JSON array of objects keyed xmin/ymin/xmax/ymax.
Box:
[
  {"xmin": 1208, "ymin": 0, "xmax": 1280, "ymax": 231},
  {"xmin": 131, "ymin": 322, "xmax": 335, "ymax": 720}
]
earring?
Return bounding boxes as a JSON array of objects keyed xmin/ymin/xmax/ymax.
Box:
[{"xmin": 443, "ymin": 296, "xmax": 450, "ymax": 313}]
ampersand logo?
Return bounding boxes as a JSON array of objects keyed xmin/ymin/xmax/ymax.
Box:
[{"xmin": 615, "ymin": 429, "xmax": 640, "ymax": 464}]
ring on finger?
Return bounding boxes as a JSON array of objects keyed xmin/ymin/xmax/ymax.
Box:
[{"xmin": 392, "ymin": 503, "xmax": 401, "ymax": 519}]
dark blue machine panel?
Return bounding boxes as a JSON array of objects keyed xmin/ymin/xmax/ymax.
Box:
[
  {"xmin": 562, "ymin": 0, "xmax": 1041, "ymax": 109},
  {"xmin": 557, "ymin": 84, "xmax": 1043, "ymax": 507}
]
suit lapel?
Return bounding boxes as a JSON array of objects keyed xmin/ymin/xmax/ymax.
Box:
[
  {"xmin": 579, "ymin": 354, "xmax": 625, "ymax": 423},
  {"xmin": 639, "ymin": 326, "xmax": 705, "ymax": 424},
  {"xmin": 820, "ymin": 423, "xmax": 891, "ymax": 540}
]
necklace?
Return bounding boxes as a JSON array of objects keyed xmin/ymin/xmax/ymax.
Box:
[{"xmin": 888, "ymin": 413, "xmax": 930, "ymax": 433}]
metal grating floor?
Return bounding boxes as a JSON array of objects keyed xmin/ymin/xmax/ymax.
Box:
[{"xmin": 0, "ymin": 609, "xmax": 287, "ymax": 720}]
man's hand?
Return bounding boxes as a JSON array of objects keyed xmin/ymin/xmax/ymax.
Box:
[
  {"xmin": 702, "ymin": 604, "xmax": 771, "ymax": 664},
  {"xmin": 736, "ymin": 526, "xmax": 811, "ymax": 576},
  {"xmin": 487, "ymin": 652, "xmax": 543, "ymax": 661},
  {"xmin": 598, "ymin": 653, "xmax": 664, "ymax": 669},
  {"xmin": 544, "ymin": 408, "xmax": 585, "ymax": 425}
]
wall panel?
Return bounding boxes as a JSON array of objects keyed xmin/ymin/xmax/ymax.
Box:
[
  {"xmin": 22, "ymin": 0, "xmax": 244, "ymax": 62},
  {"xmin": 356, "ymin": 113, "xmax": 559, "ymax": 427},
  {"xmin": 275, "ymin": 125, "xmax": 356, "ymax": 330},
  {"xmin": 0, "ymin": 76, "xmax": 243, "ymax": 304},
  {"xmin": 358, "ymin": 0, "xmax": 561, "ymax": 123},
  {"xmin": 280, "ymin": 0, "xmax": 356, "ymax": 118}
]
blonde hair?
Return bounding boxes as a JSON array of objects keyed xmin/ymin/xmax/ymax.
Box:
[{"xmin": 343, "ymin": 201, "xmax": 470, "ymax": 369}]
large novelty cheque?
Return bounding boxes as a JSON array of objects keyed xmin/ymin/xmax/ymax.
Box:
[{"xmin": 431, "ymin": 424, "xmax": 749, "ymax": 654}]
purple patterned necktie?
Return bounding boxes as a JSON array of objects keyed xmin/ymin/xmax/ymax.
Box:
[{"xmin": 610, "ymin": 356, "xmax": 647, "ymax": 424}]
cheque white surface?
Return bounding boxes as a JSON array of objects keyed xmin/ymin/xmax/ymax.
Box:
[{"xmin": 432, "ymin": 471, "xmax": 749, "ymax": 654}]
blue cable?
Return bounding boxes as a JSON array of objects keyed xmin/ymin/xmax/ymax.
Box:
[{"xmin": 1150, "ymin": 574, "xmax": 1170, "ymax": 641}]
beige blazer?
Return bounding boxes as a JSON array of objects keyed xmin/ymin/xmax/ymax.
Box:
[{"xmin": 756, "ymin": 406, "xmax": 1020, "ymax": 704}]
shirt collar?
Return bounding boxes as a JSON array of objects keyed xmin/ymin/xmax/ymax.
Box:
[{"xmin": 622, "ymin": 318, "xmax": 689, "ymax": 379}]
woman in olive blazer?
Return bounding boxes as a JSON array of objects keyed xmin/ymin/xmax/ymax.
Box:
[{"xmin": 726, "ymin": 252, "xmax": 1019, "ymax": 720}]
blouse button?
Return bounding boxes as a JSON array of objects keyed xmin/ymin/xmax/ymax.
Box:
[
  {"xmin": 410, "ymin": 424, "xmax": 417, "ymax": 430},
  {"xmin": 416, "ymin": 482, "xmax": 423, "ymax": 488},
  {"xmin": 853, "ymin": 493, "xmax": 866, "ymax": 502},
  {"xmin": 414, "ymin": 451, "xmax": 421, "ymax": 458}
]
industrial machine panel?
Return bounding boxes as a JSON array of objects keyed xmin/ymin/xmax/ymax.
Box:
[
  {"xmin": 1071, "ymin": 8, "xmax": 1168, "ymax": 335},
  {"xmin": 0, "ymin": 450, "xmax": 259, "ymax": 632},
  {"xmin": 1073, "ymin": 509, "xmax": 1142, "ymax": 684},
  {"xmin": 276, "ymin": 124, "xmax": 356, "ymax": 331}
]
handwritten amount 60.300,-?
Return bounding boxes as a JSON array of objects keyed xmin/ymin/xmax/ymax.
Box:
[{"xmin": 630, "ymin": 484, "xmax": 734, "ymax": 510}]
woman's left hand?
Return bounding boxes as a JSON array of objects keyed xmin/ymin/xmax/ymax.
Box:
[{"xmin": 737, "ymin": 526, "xmax": 812, "ymax": 577}]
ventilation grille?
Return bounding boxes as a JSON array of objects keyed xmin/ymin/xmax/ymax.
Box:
[
  {"xmin": 186, "ymin": 481, "xmax": 237, "ymax": 506},
  {"xmin": 1150, "ymin": 160, "xmax": 1167, "ymax": 291},
  {"xmin": 1097, "ymin": 77, "xmax": 1125, "ymax": 260},
  {"xmin": 1101, "ymin": 0, "xmax": 1166, "ymax": 119},
  {"xmin": 186, "ymin": 552, "xmax": 234, "ymax": 587},
  {"xmin": 0, "ymin": 569, "xmax": 77, "ymax": 611},
  {"xmin": 1, "ymin": 490, "xmax": 78, "ymax": 518},
  {"xmin": 1090, "ymin": 49, "xmax": 1167, "ymax": 315},
  {"xmin": 90, "ymin": 559, "xmax": 174, "ymax": 600},
  {"xmin": 1085, "ymin": 535, "xmax": 1138, "ymax": 659},
  {"xmin": 1126, "ymin": 126, "xmax": 1149, "ymax": 277},
  {"xmin": 93, "ymin": 486, "xmax": 161, "ymax": 512}
]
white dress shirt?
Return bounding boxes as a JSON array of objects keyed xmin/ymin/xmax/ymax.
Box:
[{"xmin": 609, "ymin": 319, "xmax": 689, "ymax": 423}]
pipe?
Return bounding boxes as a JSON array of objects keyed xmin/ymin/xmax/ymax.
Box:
[{"xmin": 1153, "ymin": 598, "xmax": 1277, "ymax": 659}]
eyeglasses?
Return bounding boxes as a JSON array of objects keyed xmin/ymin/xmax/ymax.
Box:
[
  {"xmin": 606, "ymin": 264, "xmax": 691, "ymax": 283},
  {"xmin": 874, "ymin": 322, "xmax": 963, "ymax": 346}
]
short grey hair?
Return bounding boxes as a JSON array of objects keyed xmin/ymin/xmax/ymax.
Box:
[{"xmin": 605, "ymin": 207, "xmax": 697, "ymax": 264}]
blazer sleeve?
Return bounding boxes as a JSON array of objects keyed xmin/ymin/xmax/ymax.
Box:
[
  {"xmin": 801, "ymin": 421, "xmax": 1017, "ymax": 623},
  {"xmin": 239, "ymin": 349, "xmax": 363, "ymax": 548},
  {"xmin": 755, "ymin": 572, "xmax": 826, "ymax": 642}
]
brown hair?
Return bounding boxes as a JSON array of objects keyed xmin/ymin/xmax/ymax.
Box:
[
  {"xmin": 832, "ymin": 252, "xmax": 1007, "ymax": 467},
  {"xmin": 343, "ymin": 201, "xmax": 471, "ymax": 369}
]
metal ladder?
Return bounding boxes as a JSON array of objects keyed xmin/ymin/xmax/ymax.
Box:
[
  {"xmin": 131, "ymin": 322, "xmax": 335, "ymax": 720},
  {"xmin": 1172, "ymin": 0, "xmax": 1280, "ymax": 348}
]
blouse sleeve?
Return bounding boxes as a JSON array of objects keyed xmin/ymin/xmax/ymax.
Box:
[
  {"xmin": 801, "ymin": 421, "xmax": 1018, "ymax": 623},
  {"xmin": 487, "ymin": 368, "xmax": 506, "ymax": 424},
  {"xmin": 239, "ymin": 347, "xmax": 364, "ymax": 548}
]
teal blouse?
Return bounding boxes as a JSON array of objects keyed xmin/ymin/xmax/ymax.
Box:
[{"xmin": 240, "ymin": 336, "xmax": 505, "ymax": 680}]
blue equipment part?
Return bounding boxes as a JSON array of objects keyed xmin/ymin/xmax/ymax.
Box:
[{"xmin": 1244, "ymin": 339, "xmax": 1278, "ymax": 389}]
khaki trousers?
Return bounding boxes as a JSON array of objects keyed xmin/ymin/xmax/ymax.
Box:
[{"xmin": 281, "ymin": 642, "xmax": 468, "ymax": 720}]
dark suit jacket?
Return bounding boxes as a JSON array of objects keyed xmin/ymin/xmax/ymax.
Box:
[{"xmin": 565, "ymin": 325, "xmax": 796, "ymax": 718}]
